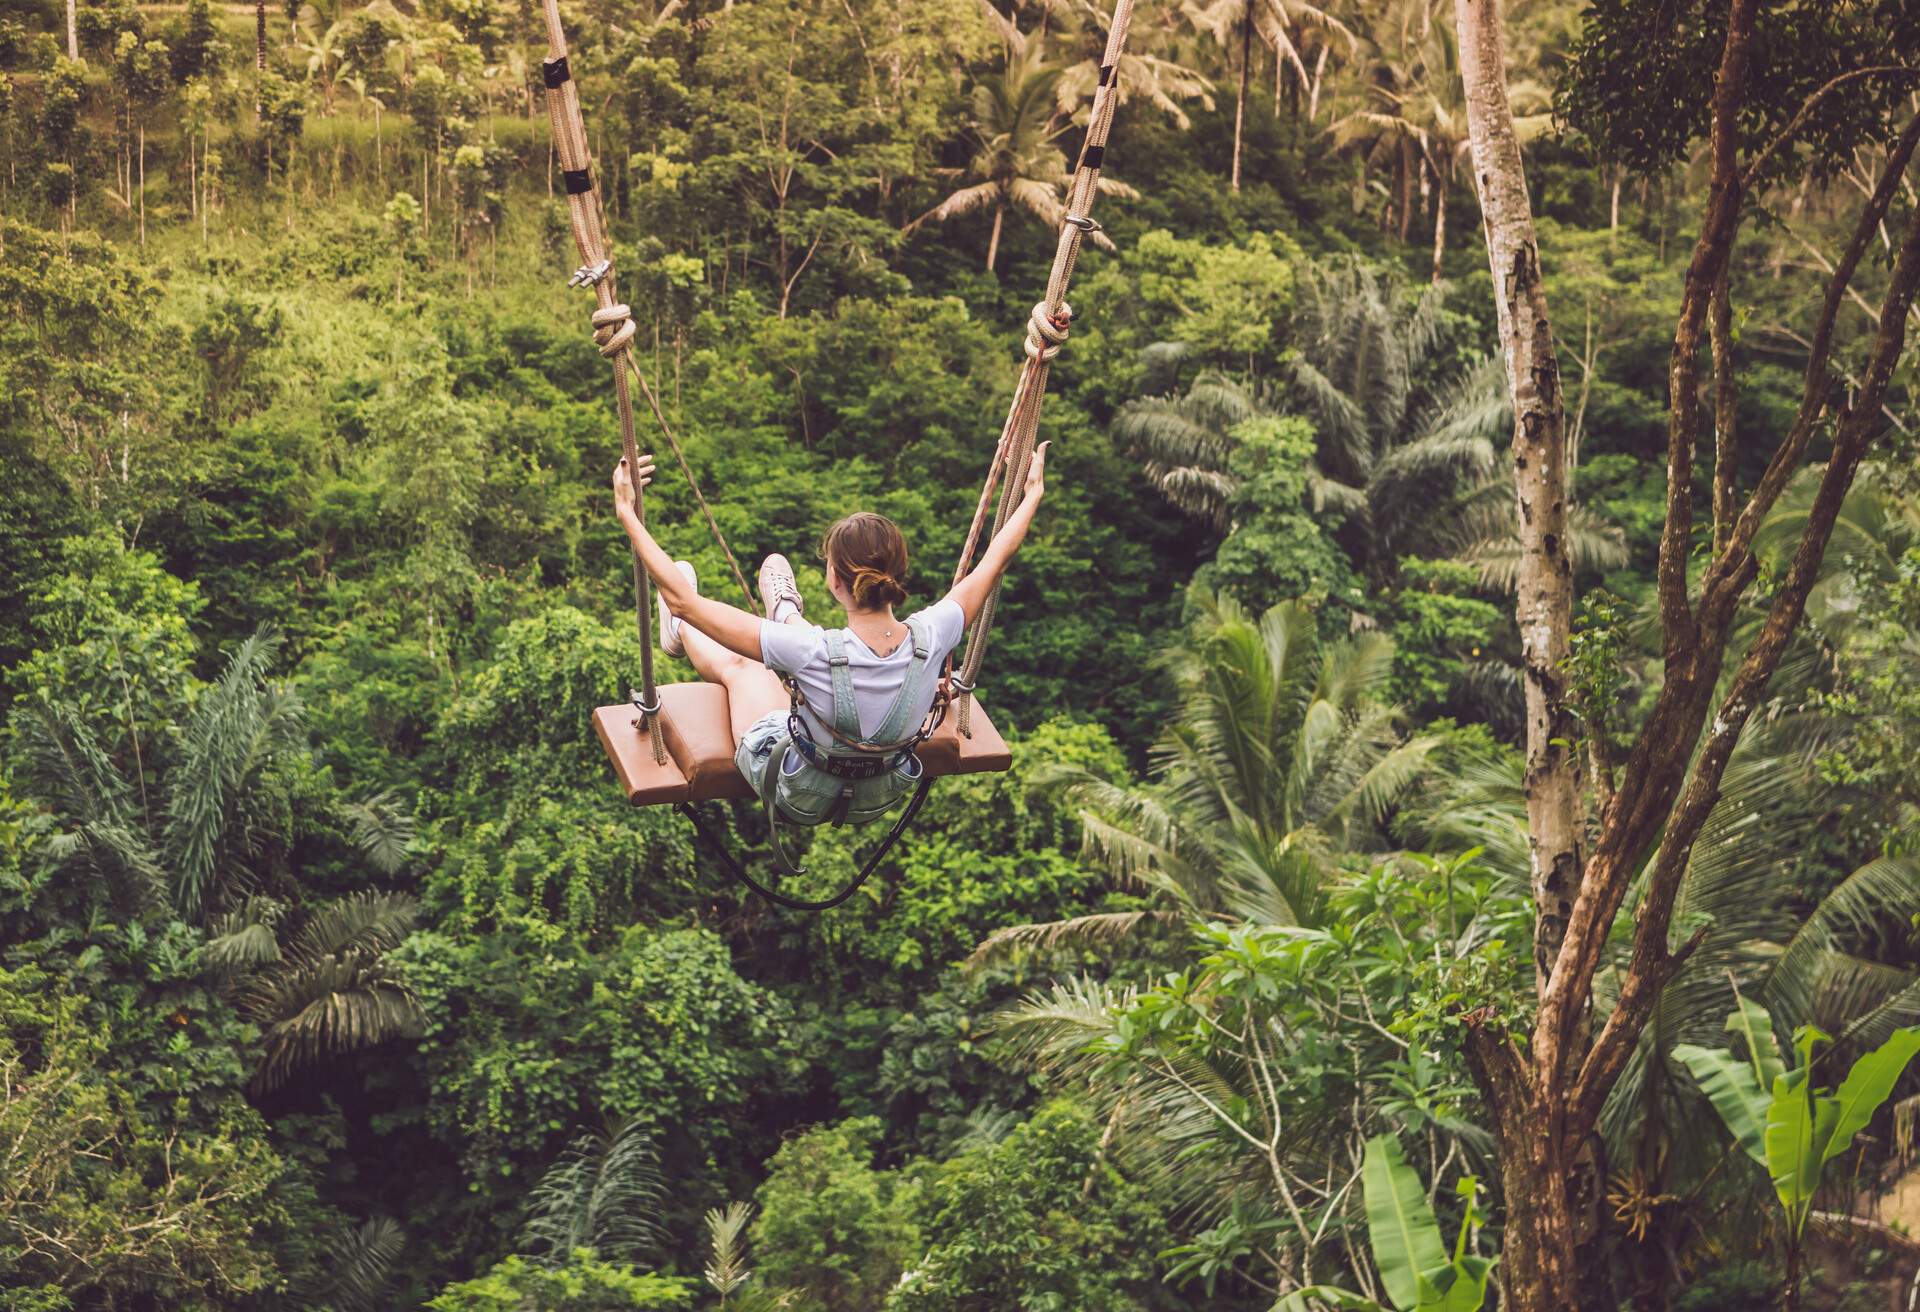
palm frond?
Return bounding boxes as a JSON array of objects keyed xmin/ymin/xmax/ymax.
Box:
[
  {"xmin": 341, "ymin": 789, "xmax": 415, "ymax": 876},
  {"xmin": 319, "ymin": 1217, "xmax": 405, "ymax": 1312},
  {"xmin": 246, "ymin": 958, "xmax": 420, "ymax": 1095},
  {"xmin": 523, "ymin": 1118, "xmax": 667, "ymax": 1268},
  {"xmin": 704, "ymin": 1201, "xmax": 755, "ymax": 1297},
  {"xmin": 966, "ymin": 910, "xmax": 1181, "ymax": 967},
  {"xmin": 161, "ymin": 628, "xmax": 305, "ymax": 921},
  {"xmin": 203, "ymin": 896, "xmax": 288, "ymax": 976}
]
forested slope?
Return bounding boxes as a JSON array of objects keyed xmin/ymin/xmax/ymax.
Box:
[{"xmin": 3, "ymin": 0, "xmax": 1919, "ymax": 1308}]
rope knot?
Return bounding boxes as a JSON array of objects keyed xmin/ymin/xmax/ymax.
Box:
[
  {"xmin": 591, "ymin": 302, "xmax": 637, "ymax": 358},
  {"xmin": 1024, "ymin": 302, "xmax": 1072, "ymax": 362}
]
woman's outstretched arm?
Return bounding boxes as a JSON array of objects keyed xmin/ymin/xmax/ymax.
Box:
[
  {"xmin": 612, "ymin": 458, "xmax": 765, "ymax": 661},
  {"xmin": 943, "ymin": 440, "xmax": 1049, "ymax": 628}
]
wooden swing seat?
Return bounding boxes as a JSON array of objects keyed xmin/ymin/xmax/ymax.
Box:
[{"xmin": 593, "ymin": 682, "xmax": 1013, "ymax": 807}]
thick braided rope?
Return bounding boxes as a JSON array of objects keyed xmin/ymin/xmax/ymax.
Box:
[
  {"xmin": 540, "ymin": 2, "xmax": 757, "ymax": 621},
  {"xmin": 949, "ymin": 0, "xmax": 1137, "ymax": 735},
  {"xmin": 538, "ymin": 0, "xmax": 667, "ymax": 762}
]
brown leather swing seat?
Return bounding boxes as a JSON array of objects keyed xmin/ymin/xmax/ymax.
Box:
[{"xmin": 593, "ymin": 683, "xmax": 1013, "ymax": 806}]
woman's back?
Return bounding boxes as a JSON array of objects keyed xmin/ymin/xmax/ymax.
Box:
[{"xmin": 758, "ymin": 599, "xmax": 966, "ymax": 741}]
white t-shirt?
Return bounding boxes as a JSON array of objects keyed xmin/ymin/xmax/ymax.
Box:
[{"xmin": 758, "ymin": 599, "xmax": 967, "ymax": 740}]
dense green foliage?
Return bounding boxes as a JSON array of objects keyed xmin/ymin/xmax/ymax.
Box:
[{"xmin": 2, "ymin": 0, "xmax": 1919, "ymax": 1308}]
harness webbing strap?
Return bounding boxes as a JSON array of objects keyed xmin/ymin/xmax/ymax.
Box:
[{"xmin": 948, "ymin": 0, "xmax": 1138, "ymax": 735}]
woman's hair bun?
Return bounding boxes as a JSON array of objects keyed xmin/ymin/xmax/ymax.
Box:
[
  {"xmin": 822, "ymin": 513, "xmax": 911, "ymax": 611},
  {"xmin": 845, "ymin": 563, "xmax": 908, "ymax": 610}
]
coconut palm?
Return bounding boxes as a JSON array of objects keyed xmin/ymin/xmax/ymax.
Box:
[
  {"xmin": 1329, "ymin": 0, "xmax": 1546, "ymax": 277},
  {"xmin": 995, "ymin": 0, "xmax": 1216, "ymax": 130},
  {"xmin": 908, "ymin": 41, "xmax": 1132, "ymax": 272},
  {"xmin": 1184, "ymin": 0, "xmax": 1352, "ymax": 191},
  {"xmin": 205, "ymin": 890, "xmax": 424, "ymax": 1094},
  {"xmin": 1111, "ymin": 368, "xmax": 1261, "ymax": 530},
  {"xmin": 975, "ymin": 593, "xmax": 1434, "ymax": 964},
  {"xmin": 1284, "ymin": 261, "xmax": 1624, "ymax": 588}
]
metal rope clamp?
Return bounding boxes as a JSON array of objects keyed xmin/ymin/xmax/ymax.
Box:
[
  {"xmin": 630, "ymin": 689, "xmax": 662, "ymax": 728},
  {"xmin": 569, "ymin": 259, "xmax": 612, "ymax": 288},
  {"xmin": 1062, "ymin": 214, "xmax": 1102, "ymax": 234}
]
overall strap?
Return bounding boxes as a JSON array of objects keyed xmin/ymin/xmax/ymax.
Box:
[
  {"xmin": 865, "ymin": 614, "xmax": 940, "ymax": 748},
  {"xmin": 821, "ymin": 630, "xmax": 865, "ymax": 742},
  {"xmin": 815, "ymin": 630, "xmax": 862, "ymax": 825}
]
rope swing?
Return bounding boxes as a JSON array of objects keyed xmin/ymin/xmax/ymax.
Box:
[
  {"xmin": 537, "ymin": 0, "xmax": 758, "ymax": 767},
  {"xmin": 544, "ymin": 0, "xmax": 1140, "ymax": 909},
  {"xmin": 947, "ymin": 0, "xmax": 1137, "ymax": 732}
]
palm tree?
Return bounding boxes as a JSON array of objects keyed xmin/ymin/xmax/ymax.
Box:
[
  {"xmin": 996, "ymin": 0, "xmax": 1216, "ymax": 131},
  {"xmin": 1328, "ymin": 0, "xmax": 1545, "ymax": 277},
  {"xmin": 313, "ymin": 1218, "xmax": 406, "ymax": 1312},
  {"xmin": 908, "ymin": 42, "xmax": 1132, "ymax": 272},
  {"xmin": 15, "ymin": 628, "xmax": 306, "ymax": 921},
  {"xmin": 975, "ymin": 593, "xmax": 1434, "ymax": 962},
  {"xmin": 1282, "ymin": 261, "xmax": 1623, "ymax": 587},
  {"xmin": 1184, "ymin": 0, "xmax": 1351, "ymax": 191},
  {"xmin": 204, "ymin": 890, "xmax": 424, "ymax": 1094},
  {"xmin": 1113, "ymin": 268, "xmax": 1624, "ymax": 592},
  {"xmin": 1111, "ymin": 368, "xmax": 1261, "ymax": 530},
  {"xmin": 521, "ymin": 1118, "xmax": 666, "ymax": 1267}
]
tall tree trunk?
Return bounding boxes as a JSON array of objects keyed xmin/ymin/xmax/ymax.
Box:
[
  {"xmin": 1397, "ymin": 137, "xmax": 1417, "ymax": 242},
  {"xmin": 985, "ymin": 202, "xmax": 1004, "ymax": 272},
  {"xmin": 65, "ymin": 0, "xmax": 77, "ymax": 60},
  {"xmin": 1454, "ymin": 0, "xmax": 1585, "ymax": 1304},
  {"xmin": 255, "ymin": 0, "xmax": 267, "ymax": 117},
  {"xmin": 1456, "ymin": 0, "xmax": 1580, "ymax": 1039},
  {"xmin": 1307, "ymin": 42, "xmax": 1328, "ymax": 121},
  {"xmin": 137, "ymin": 120, "xmax": 145, "ymax": 247},
  {"xmin": 1230, "ymin": 1, "xmax": 1252, "ymax": 193},
  {"xmin": 1430, "ymin": 165, "xmax": 1447, "ymax": 283}
]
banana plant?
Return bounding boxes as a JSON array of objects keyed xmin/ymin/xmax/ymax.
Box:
[
  {"xmin": 1673, "ymin": 1001, "xmax": 1920, "ymax": 1308},
  {"xmin": 1274, "ymin": 1134, "xmax": 1494, "ymax": 1312}
]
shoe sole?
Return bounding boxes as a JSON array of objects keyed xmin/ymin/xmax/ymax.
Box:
[{"xmin": 660, "ymin": 561, "xmax": 696, "ymax": 656}]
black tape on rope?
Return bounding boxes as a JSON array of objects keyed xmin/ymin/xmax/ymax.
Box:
[
  {"xmin": 563, "ymin": 168, "xmax": 593, "ymax": 195},
  {"xmin": 1080, "ymin": 145, "xmax": 1106, "ymax": 171},
  {"xmin": 542, "ymin": 56, "xmax": 570, "ymax": 87},
  {"xmin": 1097, "ymin": 63, "xmax": 1116, "ymax": 86}
]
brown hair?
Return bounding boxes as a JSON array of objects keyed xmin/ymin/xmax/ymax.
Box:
[{"xmin": 821, "ymin": 512, "xmax": 910, "ymax": 611}]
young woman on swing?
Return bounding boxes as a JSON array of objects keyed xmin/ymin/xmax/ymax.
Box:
[{"xmin": 611, "ymin": 440, "xmax": 1049, "ymax": 827}]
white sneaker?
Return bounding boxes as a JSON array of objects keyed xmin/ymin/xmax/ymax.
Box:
[
  {"xmin": 759, "ymin": 553, "xmax": 804, "ymax": 624},
  {"xmin": 660, "ymin": 560, "xmax": 696, "ymax": 656}
]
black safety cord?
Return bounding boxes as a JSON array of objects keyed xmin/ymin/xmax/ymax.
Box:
[{"xmin": 674, "ymin": 775, "xmax": 936, "ymax": 912}]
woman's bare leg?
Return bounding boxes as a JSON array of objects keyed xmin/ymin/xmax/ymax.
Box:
[{"xmin": 681, "ymin": 621, "xmax": 788, "ymax": 743}]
